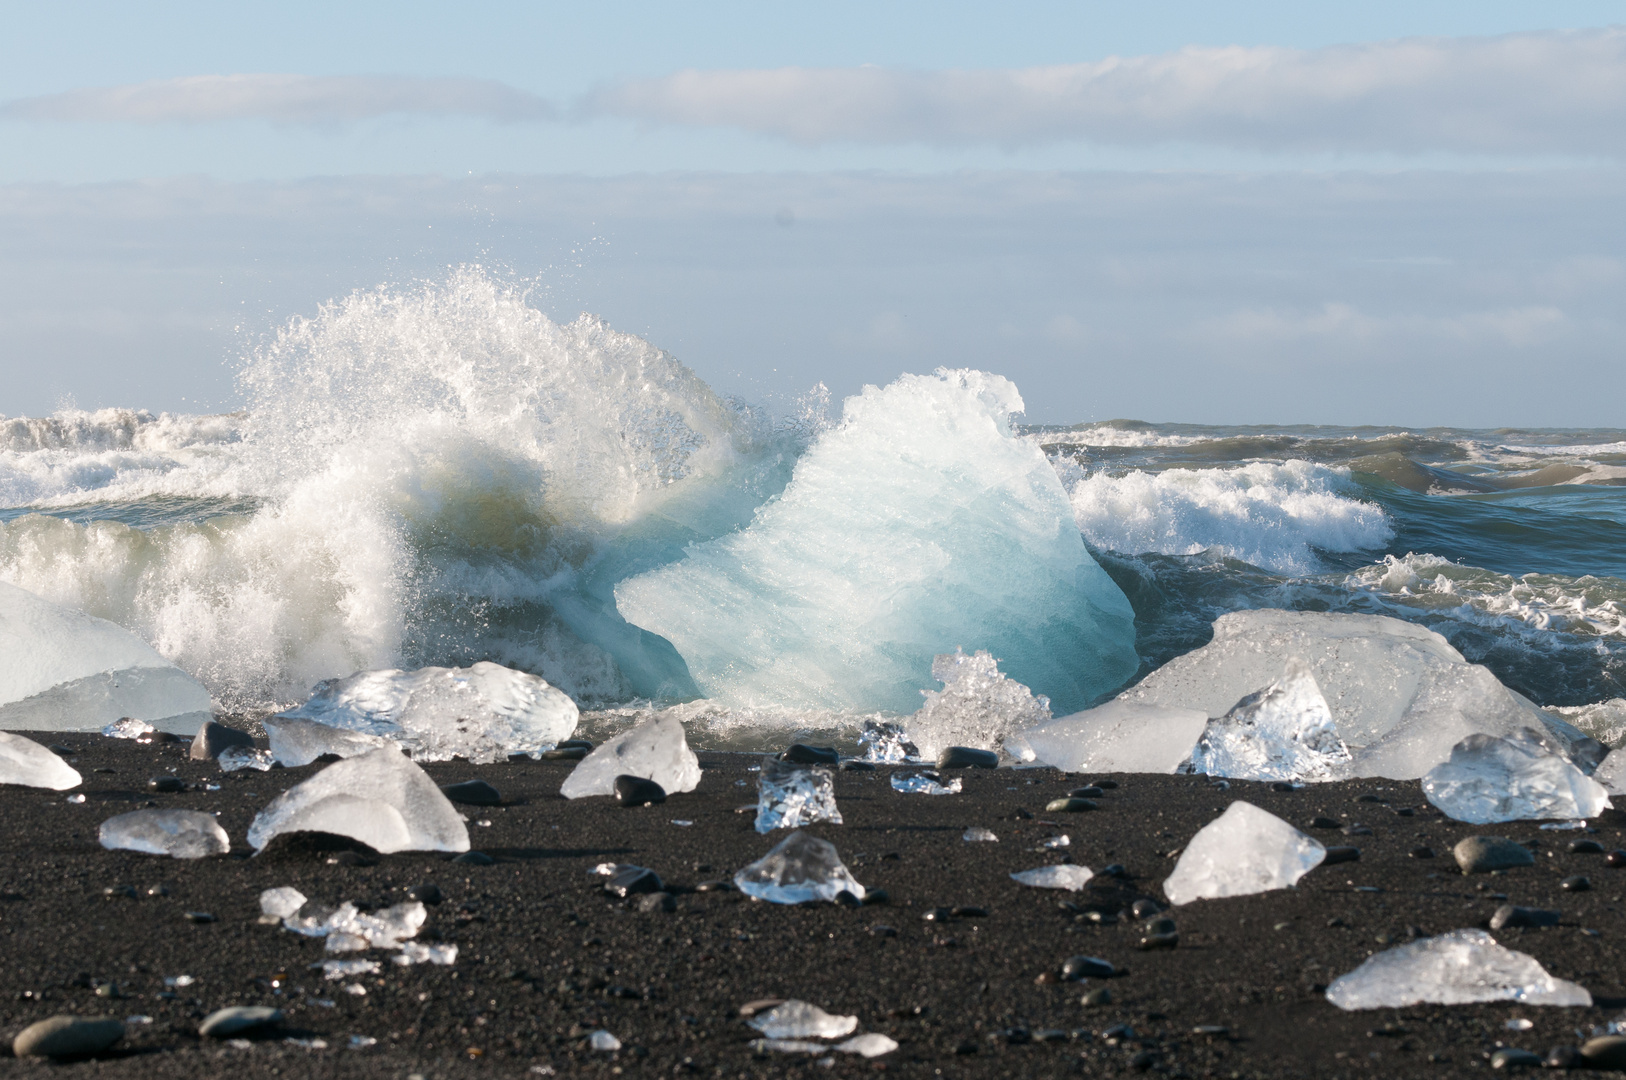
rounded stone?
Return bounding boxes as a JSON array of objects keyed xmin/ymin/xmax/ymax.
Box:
[
  {"xmin": 1454, "ymin": 836, "xmax": 1535, "ymax": 874},
  {"xmin": 1323, "ymin": 846, "xmax": 1361, "ymax": 865},
  {"xmin": 13, "ymin": 1016, "xmax": 124, "ymax": 1058},
  {"xmin": 1045, "ymin": 797, "xmax": 1098, "ymax": 814},
  {"xmin": 1060, "ymin": 955, "xmax": 1117, "ymax": 980},
  {"xmin": 199, "ymin": 1006, "xmax": 283, "ymax": 1038},
  {"xmin": 147, "ymin": 776, "xmax": 184, "ymax": 793},
  {"xmin": 937, "ymin": 747, "xmax": 999, "ymax": 770},
  {"xmin": 782, "ymin": 744, "xmax": 840, "ymax": 766},
  {"xmin": 1489, "ymin": 1047, "xmax": 1542, "ymax": 1069},
  {"xmin": 1569, "ymin": 840, "xmax": 1606, "ymax": 854},
  {"xmin": 406, "ymin": 882, "xmax": 444, "ymax": 905},
  {"xmin": 1606, "ymin": 850, "xmax": 1626, "ymax": 867},
  {"xmin": 541, "ymin": 746, "xmax": 589, "ymax": 761},
  {"xmin": 439, "ymin": 780, "xmax": 501, "ymax": 806},
  {"xmin": 1562, "ymin": 875, "xmax": 1592, "ymax": 892},
  {"xmin": 613, "ymin": 775, "xmax": 667, "ymax": 807},
  {"xmin": 190, "ymin": 720, "xmax": 255, "ymax": 761},
  {"xmin": 1582, "ymin": 1035, "xmax": 1626, "ymax": 1069}
]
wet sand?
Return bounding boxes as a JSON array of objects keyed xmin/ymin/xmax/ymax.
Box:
[{"xmin": 2, "ymin": 733, "xmax": 1624, "ymax": 1078}]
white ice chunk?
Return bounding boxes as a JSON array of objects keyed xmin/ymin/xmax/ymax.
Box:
[
  {"xmin": 264, "ymin": 716, "xmax": 396, "ymax": 767},
  {"xmin": 755, "ymin": 757, "xmax": 841, "ymax": 833},
  {"xmin": 246, "ymin": 747, "xmax": 470, "ymax": 854},
  {"xmin": 103, "ymin": 717, "xmax": 155, "ymax": 739},
  {"xmin": 1017, "ymin": 700, "xmax": 1209, "ymax": 774},
  {"xmin": 752, "ymin": 1034, "xmax": 900, "ymax": 1057},
  {"xmin": 218, "ymin": 746, "xmax": 275, "ymax": 772},
  {"xmin": 1326, "ymin": 929, "xmax": 1592, "ymax": 1009},
  {"xmin": 259, "ymin": 887, "xmax": 308, "ymax": 919},
  {"xmin": 890, "ymin": 772, "xmax": 961, "ymax": 795},
  {"xmin": 836, "ymin": 1033, "xmax": 899, "ymax": 1057},
  {"xmin": 903, "ymin": 649, "xmax": 1052, "ymax": 760},
  {"xmin": 1421, "ymin": 729, "xmax": 1612, "ymax": 824},
  {"xmin": 588, "ymin": 1030, "xmax": 621, "ymax": 1052},
  {"xmin": 559, "ymin": 714, "xmax": 700, "ymax": 799},
  {"xmin": 858, "ymin": 720, "xmax": 920, "ymax": 763},
  {"xmin": 1163, "ymin": 801, "xmax": 1326, "ymax": 906},
  {"xmin": 0, "ymin": 731, "xmax": 81, "ymax": 790},
  {"xmin": 747, "ymin": 1000, "xmax": 859, "ymax": 1040},
  {"xmin": 963, "ymin": 827, "xmax": 998, "ymax": 842},
  {"xmin": 319, "ymin": 959, "xmax": 379, "ymax": 980},
  {"xmin": 276, "ymin": 661, "xmax": 578, "ymax": 765},
  {"xmin": 615, "ymin": 369, "xmax": 1139, "ymax": 716},
  {"xmin": 1186, "ymin": 660, "xmax": 1351, "ymax": 782},
  {"xmin": 1595, "ymin": 749, "xmax": 1626, "ymax": 795},
  {"xmin": 393, "ymin": 942, "xmax": 458, "ymax": 966},
  {"xmin": 734, "ymin": 830, "xmax": 866, "ymax": 904},
  {"xmin": 0, "ymin": 580, "xmax": 213, "ymax": 734},
  {"xmin": 1009, "ymin": 864, "xmax": 1095, "ymax": 891},
  {"xmin": 99, "ymin": 808, "xmax": 230, "ymax": 859}
]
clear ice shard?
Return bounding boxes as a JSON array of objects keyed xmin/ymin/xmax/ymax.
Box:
[
  {"xmin": 752, "ymin": 1034, "xmax": 900, "ymax": 1057},
  {"xmin": 1163, "ymin": 800, "xmax": 1325, "ymax": 907},
  {"xmin": 589, "ymin": 1031, "xmax": 622, "ymax": 1052},
  {"xmin": 614, "ymin": 369, "xmax": 1139, "ymax": 716},
  {"xmin": 1185, "ymin": 660, "xmax": 1351, "ymax": 782},
  {"xmin": 0, "ymin": 580, "xmax": 214, "ymax": 734},
  {"xmin": 890, "ymin": 772, "xmax": 961, "ymax": 795},
  {"xmin": 1595, "ymin": 749, "xmax": 1626, "ymax": 795},
  {"xmin": 559, "ymin": 714, "xmax": 700, "ymax": 799},
  {"xmin": 734, "ymin": 830, "xmax": 866, "ymax": 904},
  {"xmin": 278, "ymin": 899, "xmax": 428, "ymax": 952},
  {"xmin": 755, "ymin": 756, "xmax": 842, "ymax": 833},
  {"xmin": 746, "ymin": 1000, "xmax": 860, "ymax": 1040},
  {"xmin": 859, "ymin": 720, "xmax": 920, "ymax": 763},
  {"xmin": 264, "ymin": 717, "xmax": 396, "ymax": 767},
  {"xmin": 246, "ymin": 747, "xmax": 470, "ymax": 854},
  {"xmin": 259, "ymin": 887, "xmax": 307, "ymax": 919},
  {"xmin": 963, "ymin": 827, "xmax": 998, "ymax": 842},
  {"xmin": 103, "ymin": 717, "xmax": 154, "ymax": 739},
  {"xmin": 275, "ymin": 662, "xmax": 578, "ymax": 765},
  {"xmin": 1119, "ymin": 609, "xmax": 1593, "ymax": 780},
  {"xmin": 218, "ymin": 746, "xmax": 275, "ymax": 772},
  {"xmin": 902, "ymin": 649, "xmax": 1053, "ymax": 761},
  {"xmin": 1421, "ymin": 729, "xmax": 1612, "ymax": 824},
  {"xmin": 0, "ymin": 731, "xmax": 81, "ymax": 790},
  {"xmin": 1325, "ymin": 929, "xmax": 1591, "ymax": 1009},
  {"xmin": 1013, "ymin": 701, "xmax": 1210, "ymax": 774},
  {"xmin": 1009, "ymin": 864, "xmax": 1095, "ymax": 891},
  {"xmin": 99, "ymin": 809, "xmax": 230, "ymax": 859},
  {"xmin": 394, "ymin": 942, "xmax": 458, "ymax": 966}
]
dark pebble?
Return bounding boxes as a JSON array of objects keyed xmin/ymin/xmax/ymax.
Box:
[
  {"xmin": 937, "ymin": 746, "xmax": 999, "ymax": 769},
  {"xmin": 1045, "ymin": 798, "xmax": 1098, "ymax": 813},
  {"xmin": 1138, "ymin": 932, "xmax": 1179, "ymax": 951},
  {"xmin": 183, "ymin": 912, "xmax": 216, "ymax": 923},
  {"xmin": 1489, "ymin": 1047, "xmax": 1542, "ymax": 1069},
  {"xmin": 1545, "ymin": 1046, "xmax": 1584, "ymax": 1069},
  {"xmin": 1130, "ymin": 899, "xmax": 1163, "ymax": 919},
  {"xmin": 1270, "ymin": 781, "xmax": 1300, "ymax": 792},
  {"xmin": 450, "ymin": 851, "xmax": 495, "ymax": 866},
  {"xmin": 406, "ymin": 883, "xmax": 443, "ymax": 905},
  {"xmin": 839, "ymin": 760, "xmax": 876, "ymax": 771},
  {"xmin": 1488, "ymin": 904, "xmax": 1560, "ymax": 930},
  {"xmin": 48, "ymin": 744, "xmax": 76, "ymax": 756},
  {"xmin": 782, "ymin": 744, "xmax": 840, "ymax": 765},
  {"xmin": 1143, "ymin": 917, "xmax": 1177, "ymax": 936},
  {"xmin": 189, "ymin": 720, "xmax": 254, "ymax": 761},
  {"xmin": 1090, "ymin": 780, "xmax": 1119, "ymax": 789},
  {"xmin": 439, "ymin": 779, "xmax": 502, "ymax": 806},
  {"xmin": 1060, "ymin": 955, "xmax": 1118, "ymax": 980},
  {"xmin": 1081, "ymin": 987, "xmax": 1112, "ymax": 1006},
  {"xmin": 605, "ymin": 865, "xmax": 663, "ymax": 897},
  {"xmin": 868, "ymin": 924, "xmax": 897, "ymax": 937},
  {"xmin": 1607, "ymin": 850, "xmax": 1626, "ymax": 867},
  {"xmin": 1562, "ymin": 875, "xmax": 1592, "ymax": 892},
  {"xmin": 1394, "ymin": 807, "xmax": 1416, "ymax": 817},
  {"xmin": 1340, "ymin": 823, "xmax": 1374, "ymax": 836},
  {"xmin": 1409, "ymin": 846, "xmax": 1436, "ymax": 859},
  {"xmin": 1569, "ymin": 840, "xmax": 1606, "ymax": 854},
  {"xmin": 147, "ymin": 777, "xmax": 184, "ymax": 793},
  {"xmin": 541, "ymin": 747, "xmax": 589, "ymax": 761},
  {"xmin": 557, "ymin": 739, "xmax": 594, "ymax": 751},
  {"xmin": 1323, "ymin": 846, "xmax": 1361, "ymax": 865},
  {"xmin": 103, "ymin": 885, "xmax": 137, "ymax": 899},
  {"xmin": 1067, "ymin": 786, "xmax": 1105, "ymax": 799},
  {"xmin": 1099, "ymin": 863, "xmax": 1128, "ymax": 878},
  {"xmin": 695, "ymin": 880, "xmax": 734, "ymax": 892},
  {"xmin": 613, "ymin": 775, "xmax": 667, "ymax": 807},
  {"xmin": 635, "ymin": 892, "xmax": 676, "ymax": 913},
  {"xmin": 1307, "ymin": 816, "xmax": 1342, "ymax": 830},
  {"xmin": 148, "ymin": 732, "xmax": 182, "ymax": 744},
  {"xmin": 834, "ymin": 890, "xmax": 863, "ymax": 908},
  {"xmin": 257, "ymin": 832, "xmax": 381, "ymax": 865},
  {"xmin": 1355, "ymin": 794, "xmax": 1384, "ymax": 803},
  {"xmin": 950, "ymin": 905, "xmax": 988, "ymax": 918}
]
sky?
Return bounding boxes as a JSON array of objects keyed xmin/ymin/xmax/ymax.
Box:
[{"xmin": 2, "ymin": 2, "xmax": 1624, "ymax": 425}]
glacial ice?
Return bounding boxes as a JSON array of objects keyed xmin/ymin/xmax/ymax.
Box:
[
  {"xmin": 1185, "ymin": 660, "xmax": 1352, "ymax": 782},
  {"xmin": 746, "ymin": 1001, "xmax": 859, "ymax": 1040},
  {"xmin": 0, "ymin": 580, "xmax": 213, "ymax": 734},
  {"xmin": 246, "ymin": 747, "xmax": 470, "ymax": 854},
  {"xmin": 218, "ymin": 746, "xmax": 275, "ymax": 772},
  {"xmin": 1163, "ymin": 801, "xmax": 1326, "ymax": 906},
  {"xmin": 963, "ymin": 827, "xmax": 998, "ymax": 842},
  {"xmin": 99, "ymin": 809, "xmax": 230, "ymax": 859},
  {"xmin": 859, "ymin": 720, "xmax": 920, "ymax": 764},
  {"xmin": 755, "ymin": 756, "xmax": 842, "ymax": 833},
  {"xmin": 103, "ymin": 717, "xmax": 154, "ymax": 739},
  {"xmin": 281, "ymin": 900, "xmax": 427, "ymax": 950},
  {"xmin": 734, "ymin": 831, "xmax": 866, "ymax": 904},
  {"xmin": 276, "ymin": 662, "xmax": 578, "ymax": 765},
  {"xmin": 259, "ymin": 887, "xmax": 307, "ymax": 919},
  {"xmin": 1421, "ymin": 730, "xmax": 1611, "ymax": 824},
  {"xmin": 394, "ymin": 942, "xmax": 458, "ymax": 966},
  {"xmin": 1120, "ymin": 609, "xmax": 1586, "ymax": 779},
  {"xmin": 1010, "ymin": 864, "xmax": 1095, "ymax": 891},
  {"xmin": 1595, "ymin": 749, "xmax": 1626, "ymax": 795},
  {"xmin": 264, "ymin": 716, "xmax": 395, "ymax": 767},
  {"xmin": 614, "ymin": 369, "xmax": 1139, "ymax": 716},
  {"xmin": 752, "ymin": 1034, "xmax": 900, "ymax": 1058},
  {"xmin": 559, "ymin": 714, "xmax": 700, "ymax": 799},
  {"xmin": 903, "ymin": 649, "xmax": 1053, "ymax": 760},
  {"xmin": 1013, "ymin": 701, "xmax": 1210, "ymax": 774},
  {"xmin": 589, "ymin": 1031, "xmax": 622, "ymax": 1052},
  {"xmin": 1325, "ymin": 929, "xmax": 1592, "ymax": 1009},
  {"xmin": 890, "ymin": 772, "xmax": 961, "ymax": 795},
  {"xmin": 0, "ymin": 732, "xmax": 81, "ymax": 790}
]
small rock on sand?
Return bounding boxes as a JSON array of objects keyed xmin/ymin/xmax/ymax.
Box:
[
  {"xmin": 13, "ymin": 1016, "xmax": 124, "ymax": 1058},
  {"xmin": 1454, "ymin": 836, "xmax": 1534, "ymax": 874}
]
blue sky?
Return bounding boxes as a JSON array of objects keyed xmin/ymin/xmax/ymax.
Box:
[{"xmin": 2, "ymin": 2, "xmax": 1624, "ymax": 424}]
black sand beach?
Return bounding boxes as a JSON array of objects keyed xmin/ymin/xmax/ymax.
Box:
[{"xmin": 3, "ymin": 735, "xmax": 1624, "ymax": 1078}]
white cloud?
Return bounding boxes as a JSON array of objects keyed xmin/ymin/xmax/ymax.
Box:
[
  {"xmin": 1, "ymin": 74, "xmax": 553, "ymax": 125},
  {"xmin": 584, "ymin": 28, "xmax": 1626, "ymax": 156}
]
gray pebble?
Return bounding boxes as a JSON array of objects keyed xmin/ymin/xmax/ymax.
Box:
[
  {"xmin": 937, "ymin": 747, "xmax": 999, "ymax": 769},
  {"xmin": 635, "ymin": 891, "xmax": 676, "ymax": 913},
  {"xmin": 1489, "ymin": 1047, "xmax": 1541, "ymax": 1069},
  {"xmin": 199, "ymin": 1005, "xmax": 283, "ymax": 1038},
  {"xmin": 1489, "ymin": 904, "xmax": 1560, "ymax": 930},
  {"xmin": 12, "ymin": 1015, "xmax": 124, "ymax": 1058},
  {"xmin": 1454, "ymin": 836, "xmax": 1535, "ymax": 874},
  {"xmin": 1045, "ymin": 797, "xmax": 1098, "ymax": 813},
  {"xmin": 190, "ymin": 720, "xmax": 255, "ymax": 761},
  {"xmin": 439, "ymin": 780, "xmax": 502, "ymax": 806},
  {"xmin": 1060, "ymin": 955, "xmax": 1117, "ymax": 980}
]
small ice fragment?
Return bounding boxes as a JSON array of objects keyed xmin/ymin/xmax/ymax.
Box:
[
  {"xmin": 963, "ymin": 827, "xmax": 998, "ymax": 842},
  {"xmin": 284, "ymin": 1037, "xmax": 327, "ymax": 1049},
  {"xmin": 319, "ymin": 959, "xmax": 380, "ymax": 981},
  {"xmin": 1040, "ymin": 835, "xmax": 1071, "ymax": 849},
  {"xmin": 164, "ymin": 975, "xmax": 195, "ymax": 988},
  {"xmin": 890, "ymin": 772, "xmax": 961, "ymax": 795},
  {"xmin": 735, "ymin": 830, "xmax": 866, "ymax": 904},
  {"xmin": 755, "ymin": 756, "xmax": 842, "ymax": 833},
  {"xmin": 1422, "ymin": 729, "xmax": 1611, "ymax": 824},
  {"xmin": 1186, "ymin": 660, "xmax": 1351, "ymax": 783},
  {"xmin": 589, "ymin": 862, "xmax": 617, "ymax": 876},
  {"xmin": 1325, "ymin": 928, "xmax": 1592, "ymax": 1009},
  {"xmin": 904, "ymin": 649, "xmax": 1053, "ymax": 761},
  {"xmin": 103, "ymin": 717, "xmax": 155, "ymax": 740},
  {"xmin": 672, "ymin": 819, "xmax": 694, "ymax": 827},
  {"xmin": 0, "ymin": 732, "xmax": 82, "ymax": 790},
  {"xmin": 126, "ymin": 1015, "xmax": 153, "ymax": 1025},
  {"xmin": 588, "ymin": 1030, "xmax": 621, "ymax": 1051},
  {"xmin": 747, "ymin": 1000, "xmax": 860, "ymax": 1040},
  {"xmin": 342, "ymin": 984, "xmax": 366, "ymax": 996},
  {"xmin": 66, "ymin": 793, "xmax": 86, "ymax": 804},
  {"xmin": 218, "ymin": 746, "xmax": 275, "ymax": 772},
  {"xmin": 1163, "ymin": 801, "xmax": 1326, "ymax": 906},
  {"xmin": 1540, "ymin": 820, "xmax": 1589, "ymax": 831},
  {"xmin": 559, "ymin": 714, "xmax": 701, "ymax": 799},
  {"xmin": 859, "ymin": 720, "xmax": 919, "ymax": 763},
  {"xmin": 1009, "ymin": 864, "xmax": 1094, "ymax": 891},
  {"xmin": 259, "ymin": 887, "xmax": 308, "ymax": 919},
  {"xmin": 836, "ymin": 1033, "xmax": 898, "ymax": 1057},
  {"xmin": 348, "ymin": 1035, "xmax": 377, "ymax": 1049},
  {"xmin": 246, "ymin": 747, "xmax": 470, "ymax": 854},
  {"xmin": 1506, "ymin": 1018, "xmax": 1535, "ymax": 1031},
  {"xmin": 325, "ymin": 932, "xmax": 369, "ymax": 954},
  {"xmin": 393, "ymin": 942, "xmax": 458, "ymax": 966},
  {"xmin": 264, "ymin": 717, "xmax": 395, "ymax": 768},
  {"xmin": 99, "ymin": 809, "xmax": 230, "ymax": 859}
]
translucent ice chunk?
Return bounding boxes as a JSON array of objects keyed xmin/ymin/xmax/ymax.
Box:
[
  {"xmin": 589, "ymin": 1030, "xmax": 621, "ymax": 1052},
  {"xmin": 218, "ymin": 746, "xmax": 275, "ymax": 772},
  {"xmin": 559, "ymin": 714, "xmax": 700, "ymax": 799},
  {"xmin": 836, "ymin": 1033, "xmax": 899, "ymax": 1057},
  {"xmin": 747, "ymin": 1000, "xmax": 859, "ymax": 1039},
  {"xmin": 1595, "ymin": 749, "xmax": 1626, "ymax": 796},
  {"xmin": 0, "ymin": 581, "xmax": 213, "ymax": 735},
  {"xmin": 264, "ymin": 717, "xmax": 395, "ymax": 767},
  {"xmin": 99, "ymin": 809, "xmax": 230, "ymax": 859},
  {"xmin": 319, "ymin": 959, "xmax": 379, "ymax": 980},
  {"xmin": 890, "ymin": 772, "xmax": 961, "ymax": 795},
  {"xmin": 104, "ymin": 717, "xmax": 155, "ymax": 739},
  {"xmin": 0, "ymin": 731, "xmax": 81, "ymax": 790},
  {"xmin": 259, "ymin": 887, "xmax": 308, "ymax": 919},
  {"xmin": 859, "ymin": 720, "xmax": 920, "ymax": 763},
  {"xmin": 752, "ymin": 1034, "xmax": 900, "ymax": 1057},
  {"xmin": 1421, "ymin": 729, "xmax": 1612, "ymax": 824},
  {"xmin": 615, "ymin": 369, "xmax": 1139, "ymax": 716},
  {"xmin": 1016, "ymin": 701, "xmax": 1210, "ymax": 774},
  {"xmin": 1009, "ymin": 864, "xmax": 1095, "ymax": 891},
  {"xmin": 755, "ymin": 756, "xmax": 842, "ymax": 834},
  {"xmin": 325, "ymin": 901, "xmax": 427, "ymax": 950},
  {"xmin": 963, "ymin": 827, "xmax": 998, "ymax": 842},
  {"xmin": 276, "ymin": 661, "xmax": 578, "ymax": 765},
  {"xmin": 903, "ymin": 650, "xmax": 1053, "ymax": 760},
  {"xmin": 734, "ymin": 830, "xmax": 866, "ymax": 904},
  {"xmin": 1325, "ymin": 929, "xmax": 1592, "ymax": 1009},
  {"xmin": 393, "ymin": 942, "xmax": 458, "ymax": 966},
  {"xmin": 1185, "ymin": 660, "xmax": 1352, "ymax": 783},
  {"xmin": 1163, "ymin": 801, "xmax": 1326, "ymax": 906},
  {"xmin": 246, "ymin": 747, "xmax": 470, "ymax": 854}
]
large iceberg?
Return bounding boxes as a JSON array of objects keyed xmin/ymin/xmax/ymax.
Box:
[
  {"xmin": 1009, "ymin": 701, "xmax": 1208, "ymax": 774},
  {"xmin": 0, "ymin": 581, "xmax": 212, "ymax": 734},
  {"xmin": 903, "ymin": 650, "xmax": 1052, "ymax": 760},
  {"xmin": 247, "ymin": 747, "xmax": 470, "ymax": 854},
  {"xmin": 1421, "ymin": 730, "xmax": 1612, "ymax": 824},
  {"xmin": 1185, "ymin": 660, "xmax": 1352, "ymax": 782},
  {"xmin": 1163, "ymin": 801, "xmax": 1326, "ymax": 906},
  {"xmin": 275, "ymin": 662, "xmax": 578, "ymax": 764},
  {"xmin": 614, "ymin": 370, "xmax": 1138, "ymax": 716},
  {"xmin": 1325, "ymin": 929, "xmax": 1591, "ymax": 1009}
]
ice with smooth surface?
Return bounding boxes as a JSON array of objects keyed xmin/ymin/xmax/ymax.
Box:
[
  {"xmin": 276, "ymin": 662, "xmax": 578, "ymax": 764},
  {"xmin": 589, "ymin": 1031, "xmax": 622, "ymax": 1052},
  {"xmin": 755, "ymin": 757, "xmax": 841, "ymax": 833},
  {"xmin": 559, "ymin": 714, "xmax": 700, "ymax": 799},
  {"xmin": 0, "ymin": 731, "xmax": 81, "ymax": 790},
  {"xmin": 746, "ymin": 1000, "xmax": 859, "ymax": 1040},
  {"xmin": 734, "ymin": 830, "xmax": 866, "ymax": 904},
  {"xmin": 1595, "ymin": 749, "xmax": 1626, "ymax": 796},
  {"xmin": 1013, "ymin": 701, "xmax": 1210, "ymax": 774},
  {"xmin": 218, "ymin": 746, "xmax": 275, "ymax": 772},
  {"xmin": 259, "ymin": 887, "xmax": 308, "ymax": 919},
  {"xmin": 1120, "ymin": 609, "xmax": 1584, "ymax": 779},
  {"xmin": 615, "ymin": 369, "xmax": 1139, "ymax": 716},
  {"xmin": 1010, "ymin": 864, "xmax": 1095, "ymax": 891},
  {"xmin": 103, "ymin": 717, "xmax": 154, "ymax": 739},
  {"xmin": 1186, "ymin": 660, "xmax": 1352, "ymax": 782},
  {"xmin": 963, "ymin": 827, "xmax": 998, "ymax": 842},
  {"xmin": 890, "ymin": 772, "xmax": 961, "ymax": 795},
  {"xmin": 858, "ymin": 720, "xmax": 920, "ymax": 763},
  {"xmin": 1163, "ymin": 801, "xmax": 1326, "ymax": 906},
  {"xmin": 903, "ymin": 649, "xmax": 1053, "ymax": 760},
  {"xmin": 1421, "ymin": 729, "xmax": 1612, "ymax": 824},
  {"xmin": 752, "ymin": 1034, "xmax": 900, "ymax": 1057},
  {"xmin": 246, "ymin": 747, "xmax": 470, "ymax": 854},
  {"xmin": 1325, "ymin": 929, "xmax": 1592, "ymax": 1009},
  {"xmin": 99, "ymin": 809, "xmax": 230, "ymax": 859},
  {"xmin": 0, "ymin": 580, "xmax": 213, "ymax": 734},
  {"xmin": 264, "ymin": 716, "xmax": 395, "ymax": 767}
]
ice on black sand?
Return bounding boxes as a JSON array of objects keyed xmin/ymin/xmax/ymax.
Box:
[
  {"xmin": 246, "ymin": 746, "xmax": 470, "ymax": 854},
  {"xmin": 1163, "ymin": 801, "xmax": 1326, "ymax": 906},
  {"xmin": 99, "ymin": 809, "xmax": 229, "ymax": 859},
  {"xmin": 219, "ymin": 746, "xmax": 275, "ymax": 772},
  {"xmin": 1422, "ymin": 729, "xmax": 1611, "ymax": 824},
  {"xmin": 1325, "ymin": 929, "xmax": 1591, "ymax": 1009},
  {"xmin": 0, "ymin": 731, "xmax": 82, "ymax": 790},
  {"xmin": 1006, "ymin": 700, "xmax": 1207, "ymax": 774},
  {"xmin": 264, "ymin": 716, "xmax": 394, "ymax": 767},
  {"xmin": 891, "ymin": 772, "xmax": 961, "ymax": 795},
  {"xmin": 559, "ymin": 714, "xmax": 700, "ymax": 799},
  {"xmin": 756, "ymin": 755, "xmax": 841, "ymax": 833},
  {"xmin": 1010, "ymin": 864, "xmax": 1094, "ymax": 891},
  {"xmin": 744, "ymin": 1000, "xmax": 899, "ymax": 1057},
  {"xmin": 1184, "ymin": 660, "xmax": 1351, "ymax": 783},
  {"xmin": 735, "ymin": 831, "xmax": 866, "ymax": 904}
]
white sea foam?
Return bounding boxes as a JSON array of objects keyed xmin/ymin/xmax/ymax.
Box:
[{"xmin": 1348, "ymin": 554, "xmax": 1626, "ymax": 640}]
